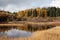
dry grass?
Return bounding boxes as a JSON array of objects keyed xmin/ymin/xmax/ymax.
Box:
[{"xmin": 0, "ymin": 26, "xmax": 60, "ymax": 40}]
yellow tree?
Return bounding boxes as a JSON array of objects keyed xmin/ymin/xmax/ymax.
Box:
[
  {"xmin": 17, "ymin": 11, "xmax": 25, "ymax": 18},
  {"xmin": 36, "ymin": 7, "xmax": 41, "ymax": 17}
]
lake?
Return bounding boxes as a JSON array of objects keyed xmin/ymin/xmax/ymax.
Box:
[{"xmin": 0, "ymin": 29, "xmax": 32, "ymax": 38}]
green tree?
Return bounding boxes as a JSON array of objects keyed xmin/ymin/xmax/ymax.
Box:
[
  {"xmin": 47, "ymin": 7, "xmax": 56, "ymax": 17},
  {"xmin": 28, "ymin": 10, "xmax": 32, "ymax": 17},
  {"xmin": 33, "ymin": 9, "xmax": 37, "ymax": 17}
]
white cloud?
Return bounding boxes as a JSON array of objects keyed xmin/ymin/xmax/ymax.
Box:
[
  {"xmin": 0, "ymin": 0, "xmax": 53, "ymax": 12},
  {"xmin": 50, "ymin": 0, "xmax": 60, "ymax": 8},
  {"xmin": 0, "ymin": 7, "xmax": 3, "ymax": 10},
  {"xmin": 3, "ymin": 4, "xmax": 20, "ymax": 12}
]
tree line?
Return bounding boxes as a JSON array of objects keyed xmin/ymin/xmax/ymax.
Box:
[
  {"xmin": 0, "ymin": 7, "xmax": 60, "ymax": 22},
  {"xmin": 17, "ymin": 7, "xmax": 60, "ymax": 17}
]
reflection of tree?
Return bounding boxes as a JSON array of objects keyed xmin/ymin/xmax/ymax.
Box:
[
  {"xmin": 28, "ymin": 24, "xmax": 32, "ymax": 31},
  {"xmin": 34, "ymin": 26, "xmax": 38, "ymax": 31}
]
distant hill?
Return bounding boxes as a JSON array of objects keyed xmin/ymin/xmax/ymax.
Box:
[{"xmin": 0, "ymin": 10, "xmax": 16, "ymax": 23}]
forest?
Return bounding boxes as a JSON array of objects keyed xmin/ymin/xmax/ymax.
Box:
[{"xmin": 0, "ymin": 7, "xmax": 60, "ymax": 22}]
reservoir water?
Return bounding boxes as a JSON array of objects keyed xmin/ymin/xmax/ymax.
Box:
[{"xmin": 0, "ymin": 29, "xmax": 32, "ymax": 38}]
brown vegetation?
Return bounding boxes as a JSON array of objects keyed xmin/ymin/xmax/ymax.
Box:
[{"xmin": 0, "ymin": 10, "xmax": 16, "ymax": 23}]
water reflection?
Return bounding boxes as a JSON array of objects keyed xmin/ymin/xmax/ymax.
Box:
[{"xmin": 0, "ymin": 29, "xmax": 32, "ymax": 38}]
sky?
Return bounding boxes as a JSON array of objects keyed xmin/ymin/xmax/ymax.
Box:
[{"xmin": 0, "ymin": 0, "xmax": 60, "ymax": 12}]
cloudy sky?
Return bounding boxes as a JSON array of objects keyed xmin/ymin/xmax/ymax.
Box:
[{"xmin": 0, "ymin": 0, "xmax": 60, "ymax": 12}]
